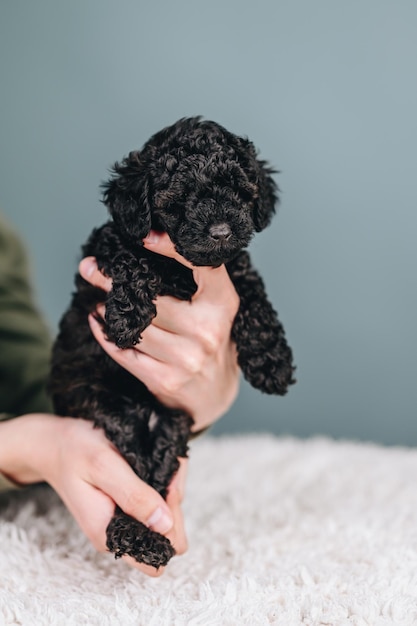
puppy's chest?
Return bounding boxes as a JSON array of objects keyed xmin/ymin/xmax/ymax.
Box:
[{"xmin": 146, "ymin": 253, "xmax": 197, "ymax": 301}]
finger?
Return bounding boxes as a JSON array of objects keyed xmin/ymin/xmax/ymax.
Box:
[
  {"xmin": 112, "ymin": 460, "xmax": 189, "ymax": 570},
  {"xmin": 92, "ymin": 301, "xmax": 192, "ymax": 359},
  {"xmin": 84, "ymin": 443, "xmax": 174, "ymax": 536},
  {"xmin": 148, "ymin": 292, "xmax": 238, "ymax": 349},
  {"xmin": 168, "ymin": 457, "xmax": 188, "ymax": 503},
  {"xmin": 121, "ymin": 488, "xmax": 186, "ymax": 575},
  {"xmin": 139, "ymin": 323, "xmax": 198, "ymax": 366},
  {"xmin": 143, "ymin": 231, "xmax": 194, "ymax": 270},
  {"xmin": 79, "ymin": 257, "xmax": 112, "ymax": 292},
  {"xmin": 89, "ymin": 316, "xmax": 163, "ymax": 392},
  {"xmin": 89, "ymin": 313, "xmax": 193, "ymax": 399},
  {"xmin": 65, "ymin": 480, "xmax": 168, "ymax": 577},
  {"xmin": 57, "ymin": 478, "xmax": 115, "ymax": 553},
  {"xmin": 166, "ymin": 494, "xmax": 188, "ymax": 556},
  {"xmin": 88, "ymin": 315, "xmax": 173, "ymax": 387},
  {"xmin": 123, "ymin": 460, "xmax": 189, "ymax": 570},
  {"xmin": 162, "ymin": 458, "xmax": 188, "ymax": 555}
]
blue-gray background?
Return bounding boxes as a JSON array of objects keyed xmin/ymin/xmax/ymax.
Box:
[{"xmin": 1, "ymin": 1, "xmax": 416, "ymax": 445}]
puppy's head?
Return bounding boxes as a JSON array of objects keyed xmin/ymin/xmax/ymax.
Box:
[{"xmin": 102, "ymin": 117, "xmax": 279, "ymax": 266}]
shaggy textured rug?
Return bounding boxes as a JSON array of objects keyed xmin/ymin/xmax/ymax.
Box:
[{"xmin": 1, "ymin": 435, "xmax": 417, "ymax": 626}]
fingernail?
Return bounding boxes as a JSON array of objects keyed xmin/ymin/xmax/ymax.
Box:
[
  {"xmin": 147, "ymin": 506, "xmax": 173, "ymax": 534},
  {"xmin": 81, "ymin": 257, "xmax": 97, "ymax": 277},
  {"xmin": 143, "ymin": 230, "xmax": 160, "ymax": 245}
]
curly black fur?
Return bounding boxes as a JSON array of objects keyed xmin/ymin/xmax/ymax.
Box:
[{"xmin": 49, "ymin": 117, "xmax": 296, "ymax": 568}]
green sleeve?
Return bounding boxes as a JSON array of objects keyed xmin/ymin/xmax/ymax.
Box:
[{"xmin": 0, "ymin": 213, "xmax": 53, "ymax": 491}]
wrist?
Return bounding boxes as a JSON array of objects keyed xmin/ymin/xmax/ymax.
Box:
[
  {"xmin": 191, "ymin": 365, "xmax": 240, "ymax": 432},
  {"xmin": 0, "ymin": 413, "xmax": 61, "ymax": 486}
]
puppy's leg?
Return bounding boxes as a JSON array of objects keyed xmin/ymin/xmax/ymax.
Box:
[
  {"xmin": 92, "ymin": 398, "xmax": 180, "ymax": 567},
  {"xmin": 79, "ymin": 223, "xmax": 161, "ymax": 350},
  {"xmin": 106, "ymin": 406, "xmax": 193, "ymax": 568},
  {"xmin": 97, "ymin": 403, "xmax": 179, "ymax": 567},
  {"xmin": 227, "ymin": 251, "xmax": 295, "ymax": 395},
  {"xmin": 90, "ymin": 402, "xmax": 175, "ymax": 567},
  {"xmin": 52, "ymin": 376, "xmax": 177, "ymax": 567},
  {"xmin": 103, "ymin": 257, "xmax": 160, "ymax": 349},
  {"xmin": 147, "ymin": 405, "xmax": 193, "ymax": 498}
]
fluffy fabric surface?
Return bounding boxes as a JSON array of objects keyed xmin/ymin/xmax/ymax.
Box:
[{"xmin": 1, "ymin": 435, "xmax": 417, "ymax": 626}]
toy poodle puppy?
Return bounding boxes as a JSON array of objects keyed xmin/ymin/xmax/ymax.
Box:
[{"xmin": 49, "ymin": 116, "xmax": 295, "ymax": 568}]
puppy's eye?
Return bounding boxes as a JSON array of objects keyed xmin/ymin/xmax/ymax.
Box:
[{"xmin": 240, "ymin": 187, "xmax": 258, "ymax": 203}]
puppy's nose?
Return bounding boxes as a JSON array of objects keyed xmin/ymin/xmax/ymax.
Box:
[{"xmin": 209, "ymin": 223, "xmax": 232, "ymax": 241}]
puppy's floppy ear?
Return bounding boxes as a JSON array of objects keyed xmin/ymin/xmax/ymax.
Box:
[
  {"xmin": 253, "ymin": 159, "xmax": 279, "ymax": 232},
  {"xmin": 102, "ymin": 151, "xmax": 152, "ymax": 242}
]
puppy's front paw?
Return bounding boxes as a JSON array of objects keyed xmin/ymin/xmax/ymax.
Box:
[
  {"xmin": 105, "ymin": 297, "xmax": 156, "ymax": 349},
  {"xmin": 241, "ymin": 354, "xmax": 295, "ymax": 395}
]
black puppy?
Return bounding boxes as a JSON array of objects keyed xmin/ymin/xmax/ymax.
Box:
[{"xmin": 49, "ymin": 117, "xmax": 295, "ymax": 568}]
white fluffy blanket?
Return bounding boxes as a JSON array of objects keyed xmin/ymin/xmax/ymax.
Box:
[{"xmin": 1, "ymin": 435, "xmax": 417, "ymax": 626}]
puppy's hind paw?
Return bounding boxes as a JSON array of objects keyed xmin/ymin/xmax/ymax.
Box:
[{"xmin": 106, "ymin": 512, "xmax": 175, "ymax": 568}]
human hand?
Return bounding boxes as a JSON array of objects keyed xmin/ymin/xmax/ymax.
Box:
[
  {"xmin": 79, "ymin": 230, "xmax": 240, "ymax": 432},
  {"xmin": 0, "ymin": 414, "xmax": 187, "ymax": 576}
]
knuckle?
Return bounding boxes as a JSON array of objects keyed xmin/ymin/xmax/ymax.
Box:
[
  {"xmin": 180, "ymin": 349, "xmax": 204, "ymax": 375},
  {"xmin": 199, "ymin": 326, "xmax": 222, "ymax": 354},
  {"xmin": 123, "ymin": 490, "xmax": 147, "ymax": 516},
  {"xmin": 160, "ymin": 374, "xmax": 182, "ymax": 396}
]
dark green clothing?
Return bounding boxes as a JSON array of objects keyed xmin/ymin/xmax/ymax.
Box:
[{"xmin": 0, "ymin": 213, "xmax": 53, "ymax": 490}]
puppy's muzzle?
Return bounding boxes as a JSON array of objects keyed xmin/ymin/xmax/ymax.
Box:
[{"xmin": 209, "ymin": 222, "xmax": 232, "ymax": 242}]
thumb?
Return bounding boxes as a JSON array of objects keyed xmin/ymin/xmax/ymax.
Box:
[
  {"xmin": 79, "ymin": 257, "xmax": 112, "ymax": 292},
  {"xmin": 88, "ymin": 443, "xmax": 174, "ymax": 535}
]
